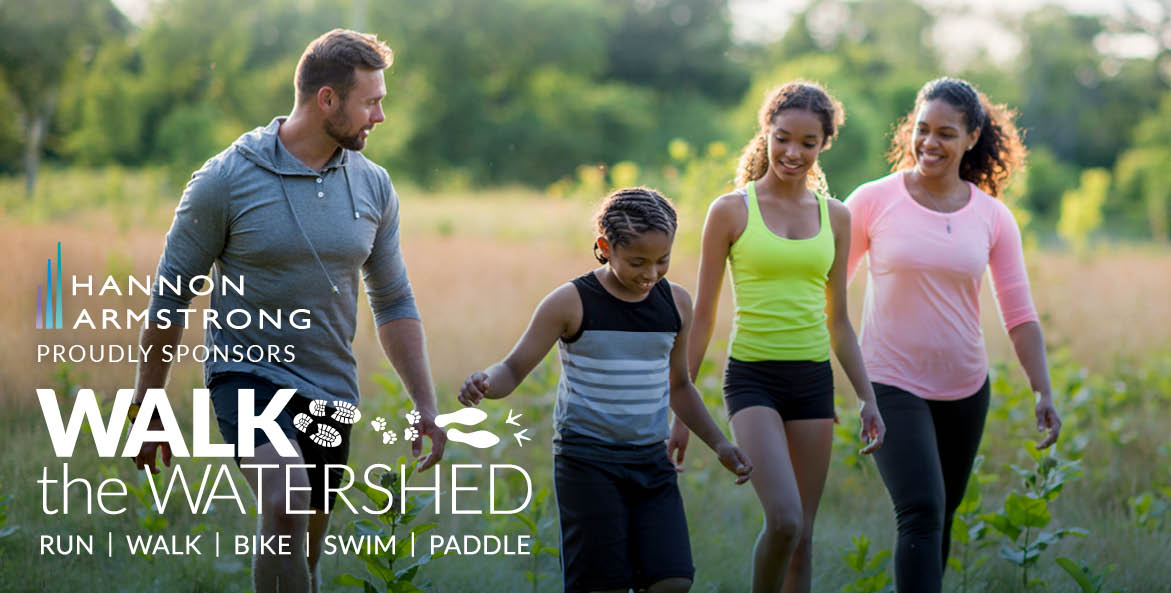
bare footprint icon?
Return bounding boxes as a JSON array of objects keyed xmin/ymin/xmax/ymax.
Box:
[
  {"xmin": 434, "ymin": 408, "xmax": 488, "ymax": 428},
  {"xmin": 446, "ymin": 428, "xmax": 500, "ymax": 448}
]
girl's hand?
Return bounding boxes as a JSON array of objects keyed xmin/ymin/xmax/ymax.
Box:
[
  {"xmin": 1034, "ymin": 392, "xmax": 1061, "ymax": 449},
  {"xmin": 858, "ymin": 400, "xmax": 886, "ymax": 455},
  {"xmin": 715, "ymin": 441, "xmax": 753, "ymax": 484},
  {"xmin": 666, "ymin": 421, "xmax": 691, "ymax": 472},
  {"xmin": 458, "ymin": 372, "xmax": 490, "ymax": 406}
]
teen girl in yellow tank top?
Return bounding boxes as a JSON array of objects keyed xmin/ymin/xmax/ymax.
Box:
[{"xmin": 669, "ymin": 81, "xmax": 886, "ymax": 593}]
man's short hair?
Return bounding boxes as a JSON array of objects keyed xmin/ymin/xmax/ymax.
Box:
[{"xmin": 295, "ymin": 29, "xmax": 393, "ymax": 101}]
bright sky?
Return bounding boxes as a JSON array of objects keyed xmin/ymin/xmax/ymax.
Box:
[
  {"xmin": 112, "ymin": 0, "xmax": 1160, "ymax": 64},
  {"xmin": 728, "ymin": 0, "xmax": 1159, "ymax": 66}
]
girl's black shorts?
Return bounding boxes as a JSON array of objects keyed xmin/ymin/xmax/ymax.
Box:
[{"xmin": 723, "ymin": 358, "xmax": 834, "ymax": 420}]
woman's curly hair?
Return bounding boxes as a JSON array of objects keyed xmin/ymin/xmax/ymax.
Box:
[{"xmin": 887, "ymin": 77, "xmax": 1027, "ymax": 196}]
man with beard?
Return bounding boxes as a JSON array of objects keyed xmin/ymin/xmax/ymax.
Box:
[{"xmin": 130, "ymin": 30, "xmax": 446, "ymax": 593}]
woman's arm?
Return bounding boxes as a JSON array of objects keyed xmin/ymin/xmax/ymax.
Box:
[
  {"xmin": 1008, "ymin": 321, "xmax": 1061, "ymax": 448},
  {"xmin": 988, "ymin": 203, "xmax": 1060, "ymax": 449},
  {"xmin": 827, "ymin": 200, "xmax": 885, "ymax": 454},
  {"xmin": 458, "ymin": 283, "xmax": 581, "ymax": 405},
  {"xmin": 843, "ymin": 186, "xmax": 873, "ymax": 285}
]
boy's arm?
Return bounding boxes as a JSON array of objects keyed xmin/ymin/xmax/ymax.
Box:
[
  {"xmin": 667, "ymin": 284, "xmax": 752, "ymax": 483},
  {"xmin": 459, "ymin": 282, "xmax": 582, "ymax": 404}
]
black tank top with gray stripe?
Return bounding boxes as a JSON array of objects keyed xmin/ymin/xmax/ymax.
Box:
[{"xmin": 553, "ymin": 271, "xmax": 682, "ymax": 463}]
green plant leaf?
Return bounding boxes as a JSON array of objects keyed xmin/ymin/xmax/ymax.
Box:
[
  {"xmin": 1005, "ymin": 492, "xmax": 1051, "ymax": 528},
  {"xmin": 982, "ymin": 512, "xmax": 1022, "ymax": 541},
  {"xmin": 1056, "ymin": 557, "xmax": 1095, "ymax": 592},
  {"xmin": 332, "ymin": 573, "xmax": 369, "ymax": 588},
  {"xmin": 1000, "ymin": 544, "xmax": 1025, "ymax": 566}
]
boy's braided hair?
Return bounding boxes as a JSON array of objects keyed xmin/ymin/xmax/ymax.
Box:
[{"xmin": 593, "ymin": 187, "xmax": 677, "ymax": 264}]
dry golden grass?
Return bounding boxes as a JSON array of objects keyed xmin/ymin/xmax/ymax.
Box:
[{"xmin": 3, "ymin": 194, "xmax": 1169, "ymax": 407}]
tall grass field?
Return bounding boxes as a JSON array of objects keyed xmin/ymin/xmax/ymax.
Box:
[{"xmin": 1, "ymin": 174, "xmax": 1169, "ymax": 592}]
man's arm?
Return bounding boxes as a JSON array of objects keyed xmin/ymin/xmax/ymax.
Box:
[
  {"xmin": 131, "ymin": 324, "xmax": 184, "ymax": 473},
  {"xmin": 131, "ymin": 159, "xmax": 229, "ymax": 472},
  {"xmin": 377, "ymin": 317, "xmax": 445, "ymax": 471}
]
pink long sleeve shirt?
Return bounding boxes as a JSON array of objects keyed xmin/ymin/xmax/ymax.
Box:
[{"xmin": 845, "ymin": 171, "xmax": 1039, "ymax": 400}]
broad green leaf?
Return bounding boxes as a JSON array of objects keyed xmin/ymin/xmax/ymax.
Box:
[
  {"xmin": 1056, "ymin": 557, "xmax": 1095, "ymax": 592},
  {"xmin": 332, "ymin": 573, "xmax": 368, "ymax": 588},
  {"xmin": 1005, "ymin": 492, "xmax": 1051, "ymax": 528}
]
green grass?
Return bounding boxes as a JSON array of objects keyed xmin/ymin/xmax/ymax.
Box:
[{"xmin": 2, "ymin": 351, "xmax": 1169, "ymax": 592}]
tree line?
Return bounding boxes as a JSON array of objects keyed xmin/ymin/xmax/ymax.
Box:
[{"xmin": 1, "ymin": 0, "xmax": 1169, "ymax": 239}]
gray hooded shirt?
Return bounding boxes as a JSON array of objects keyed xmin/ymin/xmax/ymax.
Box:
[{"xmin": 148, "ymin": 117, "xmax": 418, "ymax": 405}]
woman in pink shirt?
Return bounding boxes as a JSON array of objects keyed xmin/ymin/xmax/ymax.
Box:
[{"xmin": 845, "ymin": 77, "xmax": 1062, "ymax": 593}]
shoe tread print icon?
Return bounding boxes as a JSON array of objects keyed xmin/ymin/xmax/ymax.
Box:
[
  {"xmin": 293, "ymin": 412, "xmax": 343, "ymax": 448},
  {"xmin": 291, "ymin": 399, "xmax": 359, "ymax": 449}
]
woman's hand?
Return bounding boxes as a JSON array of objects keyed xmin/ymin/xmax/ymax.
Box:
[
  {"xmin": 858, "ymin": 400, "xmax": 886, "ymax": 455},
  {"xmin": 1034, "ymin": 392, "xmax": 1061, "ymax": 449}
]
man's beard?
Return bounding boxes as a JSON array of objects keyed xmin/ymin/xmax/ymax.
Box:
[{"xmin": 325, "ymin": 111, "xmax": 367, "ymax": 151}]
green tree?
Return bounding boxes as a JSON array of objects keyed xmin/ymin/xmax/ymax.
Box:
[
  {"xmin": 602, "ymin": 0, "xmax": 749, "ymax": 103},
  {"xmin": 0, "ymin": 0, "xmax": 128, "ymax": 194},
  {"xmin": 1112, "ymin": 91, "xmax": 1171, "ymax": 240},
  {"xmin": 1057, "ymin": 168, "xmax": 1110, "ymax": 251},
  {"xmin": 1016, "ymin": 7, "xmax": 1162, "ymax": 169}
]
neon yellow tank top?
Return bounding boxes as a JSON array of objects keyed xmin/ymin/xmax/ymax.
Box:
[{"xmin": 728, "ymin": 182, "xmax": 834, "ymax": 362}]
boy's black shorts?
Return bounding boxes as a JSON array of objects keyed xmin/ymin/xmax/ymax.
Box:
[
  {"xmin": 553, "ymin": 452, "xmax": 695, "ymax": 593},
  {"xmin": 208, "ymin": 372, "xmax": 352, "ymax": 511}
]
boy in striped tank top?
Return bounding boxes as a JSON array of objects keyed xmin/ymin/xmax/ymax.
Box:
[{"xmin": 459, "ymin": 188, "xmax": 753, "ymax": 593}]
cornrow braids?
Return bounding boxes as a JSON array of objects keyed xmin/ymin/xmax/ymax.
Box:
[
  {"xmin": 593, "ymin": 187, "xmax": 678, "ymax": 264},
  {"xmin": 735, "ymin": 80, "xmax": 845, "ymax": 191},
  {"xmin": 887, "ymin": 77, "xmax": 1027, "ymax": 196}
]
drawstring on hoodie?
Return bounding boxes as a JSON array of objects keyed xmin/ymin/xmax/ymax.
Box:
[
  {"xmin": 248, "ymin": 121, "xmax": 365, "ymax": 297},
  {"xmin": 342, "ymin": 164, "xmax": 360, "ymax": 220},
  {"xmin": 277, "ymin": 173, "xmax": 341, "ymax": 294}
]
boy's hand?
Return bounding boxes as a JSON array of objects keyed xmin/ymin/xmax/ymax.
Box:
[
  {"xmin": 458, "ymin": 371, "xmax": 490, "ymax": 406},
  {"xmin": 715, "ymin": 441, "xmax": 752, "ymax": 484},
  {"xmin": 666, "ymin": 421, "xmax": 690, "ymax": 472}
]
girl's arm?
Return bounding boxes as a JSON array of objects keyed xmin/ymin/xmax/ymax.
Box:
[
  {"xmin": 669, "ymin": 193, "xmax": 746, "ymax": 465},
  {"xmin": 458, "ymin": 283, "xmax": 581, "ymax": 405},
  {"xmin": 686, "ymin": 193, "xmax": 746, "ymax": 379},
  {"xmin": 669, "ymin": 283, "xmax": 753, "ymax": 484},
  {"xmin": 827, "ymin": 200, "xmax": 885, "ymax": 454}
]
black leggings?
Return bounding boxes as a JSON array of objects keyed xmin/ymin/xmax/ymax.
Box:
[{"xmin": 872, "ymin": 378, "xmax": 989, "ymax": 593}]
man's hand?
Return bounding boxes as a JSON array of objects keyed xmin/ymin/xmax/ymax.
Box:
[
  {"xmin": 132, "ymin": 418, "xmax": 172, "ymax": 474},
  {"xmin": 413, "ymin": 409, "xmax": 446, "ymax": 472}
]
